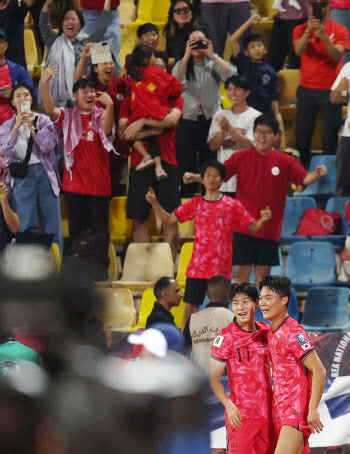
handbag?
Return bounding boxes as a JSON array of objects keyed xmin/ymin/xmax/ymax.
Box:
[{"xmin": 8, "ymin": 117, "xmax": 38, "ymax": 179}]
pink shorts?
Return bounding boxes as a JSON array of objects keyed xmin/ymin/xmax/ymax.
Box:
[
  {"xmin": 274, "ymin": 419, "xmax": 312, "ymax": 454},
  {"xmin": 225, "ymin": 416, "xmax": 276, "ymax": 454}
]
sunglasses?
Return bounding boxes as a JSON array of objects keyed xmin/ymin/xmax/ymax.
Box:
[{"xmin": 173, "ymin": 6, "xmax": 191, "ymax": 15}]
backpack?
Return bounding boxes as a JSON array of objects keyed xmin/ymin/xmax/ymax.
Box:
[{"xmin": 295, "ymin": 208, "xmax": 343, "ymax": 236}]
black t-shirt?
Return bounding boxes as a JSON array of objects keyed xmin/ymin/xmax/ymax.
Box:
[
  {"xmin": 0, "ymin": 191, "xmax": 16, "ymax": 251},
  {"xmin": 0, "ymin": 0, "xmax": 29, "ymax": 68},
  {"xmin": 145, "ymin": 301, "xmax": 176, "ymax": 329}
]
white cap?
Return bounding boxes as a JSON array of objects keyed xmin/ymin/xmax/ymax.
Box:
[{"xmin": 128, "ymin": 329, "xmax": 168, "ymax": 358}]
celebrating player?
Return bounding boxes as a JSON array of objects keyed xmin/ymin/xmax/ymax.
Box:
[
  {"xmin": 259, "ymin": 275, "xmax": 326, "ymax": 454},
  {"xmin": 210, "ymin": 282, "xmax": 275, "ymax": 454}
]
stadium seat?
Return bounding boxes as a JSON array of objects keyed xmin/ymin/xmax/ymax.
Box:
[
  {"xmin": 176, "ymin": 242, "xmax": 194, "ymax": 289},
  {"xmin": 310, "ymin": 196, "xmax": 348, "ymax": 246},
  {"xmin": 119, "ymin": 0, "xmax": 136, "ymax": 28},
  {"xmin": 96, "ymin": 243, "xmax": 119, "ymax": 288},
  {"xmin": 178, "ymin": 199, "xmax": 195, "ymax": 242},
  {"xmin": 109, "ymin": 196, "xmax": 133, "ymax": 245},
  {"xmin": 301, "ymin": 287, "xmax": 350, "ymax": 332},
  {"xmin": 24, "ymin": 29, "xmax": 38, "ymax": 78},
  {"xmin": 97, "ymin": 288, "xmax": 136, "ymax": 331},
  {"xmin": 280, "ymin": 196, "xmax": 317, "ymax": 245},
  {"xmin": 128, "ymin": 0, "xmax": 171, "ymax": 29},
  {"xmin": 250, "ymin": 0, "xmax": 276, "ymax": 33},
  {"xmin": 60, "ymin": 195, "xmax": 69, "ymax": 239},
  {"xmin": 286, "ymin": 241, "xmax": 337, "ymax": 292},
  {"xmin": 138, "ymin": 287, "xmax": 185, "ymax": 329},
  {"xmin": 296, "ymin": 155, "xmax": 336, "ymax": 202},
  {"xmin": 112, "ymin": 242, "xmax": 174, "ymax": 291},
  {"xmin": 277, "ymin": 69, "xmax": 300, "ymax": 117},
  {"xmin": 49, "ymin": 242, "xmax": 61, "ymax": 272}
]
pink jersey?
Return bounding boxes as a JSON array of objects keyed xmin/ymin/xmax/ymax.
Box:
[
  {"xmin": 268, "ymin": 316, "xmax": 315, "ymax": 422},
  {"xmin": 175, "ymin": 195, "xmax": 255, "ymax": 280},
  {"xmin": 211, "ymin": 320, "xmax": 273, "ymax": 419}
]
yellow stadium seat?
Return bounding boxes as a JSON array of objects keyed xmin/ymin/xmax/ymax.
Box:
[
  {"xmin": 138, "ymin": 287, "xmax": 185, "ymax": 329},
  {"xmin": 60, "ymin": 195, "xmax": 69, "ymax": 239},
  {"xmin": 112, "ymin": 242, "xmax": 174, "ymax": 291},
  {"xmin": 97, "ymin": 288, "xmax": 136, "ymax": 331},
  {"xmin": 119, "ymin": 0, "xmax": 136, "ymax": 28},
  {"xmin": 221, "ymin": 82, "xmax": 232, "ymax": 110},
  {"xmin": 178, "ymin": 199, "xmax": 195, "ymax": 242},
  {"xmin": 278, "ymin": 69, "xmax": 301, "ymax": 117},
  {"xmin": 49, "ymin": 242, "xmax": 61, "ymax": 272},
  {"xmin": 24, "ymin": 29, "xmax": 38, "ymax": 78},
  {"xmin": 109, "ymin": 196, "xmax": 133, "ymax": 245},
  {"xmin": 128, "ymin": 0, "xmax": 171, "ymax": 29},
  {"xmin": 176, "ymin": 241, "xmax": 193, "ymax": 289},
  {"xmin": 96, "ymin": 243, "xmax": 120, "ymax": 288},
  {"xmin": 251, "ymin": 0, "xmax": 277, "ymax": 33}
]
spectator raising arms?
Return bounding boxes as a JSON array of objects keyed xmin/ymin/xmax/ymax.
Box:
[
  {"xmin": 41, "ymin": 65, "xmax": 115, "ymax": 243},
  {"xmin": 173, "ymin": 29, "xmax": 236, "ymax": 197},
  {"xmin": 0, "ymin": 84, "xmax": 62, "ymax": 252},
  {"xmin": 38, "ymin": 0, "xmax": 112, "ymax": 108}
]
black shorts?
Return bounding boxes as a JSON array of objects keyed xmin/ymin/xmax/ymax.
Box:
[
  {"xmin": 232, "ymin": 232, "xmax": 279, "ymax": 266},
  {"xmin": 183, "ymin": 277, "xmax": 208, "ymax": 307},
  {"xmin": 127, "ymin": 161, "xmax": 181, "ymax": 221}
]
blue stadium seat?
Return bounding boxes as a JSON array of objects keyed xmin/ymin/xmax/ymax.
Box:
[
  {"xmin": 301, "ymin": 287, "xmax": 350, "ymax": 332},
  {"xmin": 296, "ymin": 155, "xmax": 336, "ymax": 202},
  {"xmin": 280, "ymin": 197, "xmax": 317, "ymax": 245},
  {"xmin": 286, "ymin": 242, "xmax": 337, "ymax": 292},
  {"xmin": 311, "ymin": 196, "xmax": 348, "ymax": 246}
]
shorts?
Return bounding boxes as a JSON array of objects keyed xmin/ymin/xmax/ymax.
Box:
[
  {"xmin": 183, "ymin": 277, "xmax": 208, "ymax": 307},
  {"xmin": 225, "ymin": 416, "xmax": 275, "ymax": 454},
  {"xmin": 232, "ymin": 232, "xmax": 279, "ymax": 266},
  {"xmin": 274, "ymin": 419, "xmax": 312, "ymax": 454},
  {"xmin": 127, "ymin": 162, "xmax": 181, "ymax": 221}
]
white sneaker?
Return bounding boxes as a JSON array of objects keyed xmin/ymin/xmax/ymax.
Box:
[
  {"xmin": 136, "ymin": 157, "xmax": 155, "ymax": 171},
  {"xmin": 156, "ymin": 168, "xmax": 168, "ymax": 181}
]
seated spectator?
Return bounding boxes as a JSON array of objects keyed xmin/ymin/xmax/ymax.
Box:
[
  {"xmin": 183, "ymin": 275, "xmax": 233, "ymax": 373},
  {"xmin": 38, "ymin": 0, "xmax": 112, "ymax": 108},
  {"xmin": 0, "ymin": 84, "xmax": 62, "ymax": 252},
  {"xmin": 0, "ymin": 156, "xmax": 19, "ymax": 250},
  {"xmin": 146, "ymin": 160, "xmax": 271, "ymax": 329},
  {"xmin": 75, "ymin": 45, "xmax": 130, "ymax": 197},
  {"xmin": 146, "ymin": 277, "xmax": 183, "ymax": 329},
  {"xmin": 293, "ymin": 0, "xmax": 349, "ymax": 168},
  {"xmin": 173, "ymin": 29, "xmax": 236, "ymax": 197},
  {"xmin": 164, "ymin": 0, "xmax": 206, "ymax": 66},
  {"xmin": 0, "ymin": 0, "xmax": 33, "ymax": 68},
  {"xmin": 207, "ymin": 75, "xmax": 261, "ymax": 198},
  {"xmin": 230, "ymin": 15, "xmax": 279, "ymax": 118},
  {"xmin": 330, "ymin": 63, "xmax": 350, "ymax": 196},
  {"xmin": 41, "ymin": 67, "xmax": 115, "ymax": 243},
  {"xmin": 80, "ymin": 0, "xmax": 122, "ymax": 75},
  {"xmin": 0, "ymin": 28, "xmax": 34, "ymax": 126}
]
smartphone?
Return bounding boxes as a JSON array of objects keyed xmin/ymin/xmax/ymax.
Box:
[
  {"xmin": 90, "ymin": 41, "xmax": 112, "ymax": 65},
  {"xmin": 192, "ymin": 39, "xmax": 208, "ymax": 50},
  {"xmin": 21, "ymin": 100, "xmax": 31, "ymax": 113},
  {"xmin": 311, "ymin": 2, "xmax": 325, "ymax": 21}
]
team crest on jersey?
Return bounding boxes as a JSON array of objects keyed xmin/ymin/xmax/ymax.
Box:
[
  {"xmin": 296, "ymin": 333, "xmax": 308, "ymax": 345},
  {"xmin": 213, "ymin": 335, "xmax": 224, "ymax": 348}
]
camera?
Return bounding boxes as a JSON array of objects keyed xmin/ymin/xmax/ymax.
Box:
[
  {"xmin": 192, "ymin": 39, "xmax": 208, "ymax": 50},
  {"xmin": 311, "ymin": 1, "xmax": 327, "ymax": 21}
]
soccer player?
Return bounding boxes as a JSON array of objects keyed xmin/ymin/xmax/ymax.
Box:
[
  {"xmin": 210, "ymin": 282, "xmax": 275, "ymax": 454},
  {"xmin": 259, "ymin": 275, "xmax": 326, "ymax": 454}
]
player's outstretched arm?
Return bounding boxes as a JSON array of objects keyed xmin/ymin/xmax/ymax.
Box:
[
  {"xmin": 145, "ymin": 187, "xmax": 177, "ymax": 224},
  {"xmin": 303, "ymin": 352, "xmax": 326, "ymax": 434},
  {"xmin": 210, "ymin": 359, "xmax": 242, "ymax": 430}
]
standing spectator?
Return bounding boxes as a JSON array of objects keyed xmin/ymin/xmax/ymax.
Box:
[
  {"xmin": 200, "ymin": 0, "xmax": 251, "ymax": 58},
  {"xmin": 184, "ymin": 115, "xmax": 328, "ymax": 287},
  {"xmin": 0, "ymin": 28, "xmax": 35, "ymax": 126},
  {"xmin": 207, "ymin": 75, "xmax": 261, "ymax": 197},
  {"xmin": 267, "ymin": 0, "xmax": 308, "ymax": 72},
  {"xmin": 80, "ymin": 0, "xmax": 122, "ymax": 75},
  {"xmin": 183, "ymin": 275, "xmax": 233, "ymax": 373},
  {"xmin": 38, "ymin": 0, "xmax": 111, "ymax": 108},
  {"xmin": 164, "ymin": 0, "xmax": 206, "ymax": 66},
  {"xmin": 0, "ymin": 156, "xmax": 19, "ymax": 250},
  {"xmin": 146, "ymin": 277, "xmax": 183, "ymax": 329},
  {"xmin": 0, "ymin": 84, "xmax": 62, "ymax": 252},
  {"xmin": 0, "ymin": 0, "xmax": 34, "ymax": 68},
  {"xmin": 293, "ymin": 0, "xmax": 349, "ymax": 168},
  {"xmin": 230, "ymin": 15, "xmax": 280, "ymax": 117},
  {"xmin": 41, "ymin": 66, "xmax": 115, "ymax": 243},
  {"xmin": 330, "ymin": 0, "xmax": 350, "ymax": 65},
  {"xmin": 173, "ymin": 29, "xmax": 236, "ymax": 197}
]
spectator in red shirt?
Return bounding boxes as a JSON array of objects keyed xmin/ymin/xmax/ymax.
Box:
[{"xmin": 293, "ymin": 0, "xmax": 349, "ymax": 168}]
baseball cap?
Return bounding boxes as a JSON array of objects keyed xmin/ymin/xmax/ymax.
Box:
[
  {"xmin": 150, "ymin": 323, "xmax": 184, "ymax": 352},
  {"xmin": 128, "ymin": 328, "xmax": 168, "ymax": 358}
]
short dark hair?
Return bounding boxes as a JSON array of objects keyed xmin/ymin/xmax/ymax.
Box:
[
  {"xmin": 230, "ymin": 282, "xmax": 258, "ymax": 302},
  {"xmin": 243, "ymin": 33, "xmax": 265, "ymax": 50},
  {"xmin": 224, "ymin": 74, "xmax": 250, "ymax": 91},
  {"xmin": 73, "ymin": 78, "xmax": 96, "ymax": 93},
  {"xmin": 137, "ymin": 22, "xmax": 159, "ymax": 38},
  {"xmin": 253, "ymin": 114, "xmax": 280, "ymax": 135},
  {"xmin": 207, "ymin": 275, "xmax": 231, "ymax": 301},
  {"xmin": 154, "ymin": 277, "xmax": 174, "ymax": 300},
  {"xmin": 154, "ymin": 50, "xmax": 169, "ymax": 67},
  {"xmin": 259, "ymin": 275, "xmax": 292, "ymax": 306},
  {"xmin": 200, "ymin": 159, "xmax": 226, "ymax": 180},
  {"xmin": 10, "ymin": 84, "xmax": 35, "ymax": 108}
]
